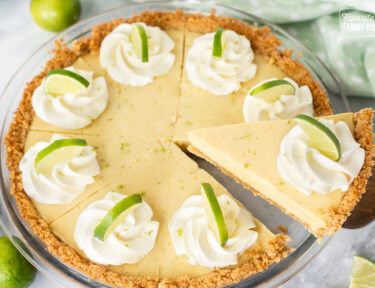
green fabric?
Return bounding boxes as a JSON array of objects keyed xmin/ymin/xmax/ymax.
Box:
[{"xmin": 214, "ymin": 0, "xmax": 375, "ymax": 97}]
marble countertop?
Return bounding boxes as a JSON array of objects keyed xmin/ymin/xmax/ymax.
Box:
[{"xmin": 0, "ymin": 1, "xmax": 374, "ymax": 287}]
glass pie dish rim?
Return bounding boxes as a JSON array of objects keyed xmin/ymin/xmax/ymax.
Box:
[{"xmin": 0, "ymin": 1, "xmax": 348, "ymax": 287}]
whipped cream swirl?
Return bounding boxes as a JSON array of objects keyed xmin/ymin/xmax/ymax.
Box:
[
  {"xmin": 100, "ymin": 23, "xmax": 175, "ymax": 86},
  {"xmin": 169, "ymin": 194, "xmax": 258, "ymax": 268},
  {"xmin": 74, "ymin": 192, "xmax": 159, "ymax": 265},
  {"xmin": 32, "ymin": 67, "xmax": 108, "ymax": 130},
  {"xmin": 277, "ymin": 119, "xmax": 365, "ymax": 195},
  {"xmin": 19, "ymin": 134, "xmax": 100, "ymax": 204},
  {"xmin": 243, "ymin": 78, "xmax": 314, "ymax": 123},
  {"xmin": 186, "ymin": 30, "xmax": 257, "ymax": 95}
]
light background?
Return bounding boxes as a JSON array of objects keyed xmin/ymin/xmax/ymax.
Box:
[{"xmin": 0, "ymin": 1, "xmax": 374, "ymax": 287}]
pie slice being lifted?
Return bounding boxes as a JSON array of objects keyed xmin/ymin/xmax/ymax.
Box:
[{"xmin": 188, "ymin": 109, "xmax": 374, "ymax": 239}]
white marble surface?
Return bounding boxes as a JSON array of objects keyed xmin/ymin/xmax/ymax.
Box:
[{"xmin": 0, "ymin": 1, "xmax": 374, "ymax": 288}]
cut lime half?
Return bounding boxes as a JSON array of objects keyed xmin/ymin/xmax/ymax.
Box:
[
  {"xmin": 212, "ymin": 28, "xmax": 225, "ymax": 58},
  {"xmin": 94, "ymin": 193, "xmax": 143, "ymax": 241},
  {"xmin": 34, "ymin": 138, "xmax": 87, "ymax": 174},
  {"xmin": 250, "ymin": 79, "xmax": 295, "ymax": 103},
  {"xmin": 295, "ymin": 114, "xmax": 341, "ymax": 161},
  {"xmin": 44, "ymin": 69, "xmax": 89, "ymax": 96},
  {"xmin": 350, "ymin": 255, "xmax": 375, "ymax": 288},
  {"xmin": 131, "ymin": 23, "xmax": 149, "ymax": 63},
  {"xmin": 201, "ymin": 183, "xmax": 228, "ymax": 246}
]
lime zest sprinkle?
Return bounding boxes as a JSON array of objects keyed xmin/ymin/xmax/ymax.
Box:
[
  {"xmin": 239, "ymin": 134, "xmax": 251, "ymax": 140},
  {"xmin": 177, "ymin": 229, "xmax": 184, "ymax": 237}
]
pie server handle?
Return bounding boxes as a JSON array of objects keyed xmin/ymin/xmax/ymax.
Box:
[{"xmin": 343, "ymin": 166, "xmax": 375, "ymax": 229}]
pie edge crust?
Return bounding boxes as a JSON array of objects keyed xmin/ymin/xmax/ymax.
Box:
[
  {"xmin": 188, "ymin": 108, "xmax": 374, "ymax": 240},
  {"xmin": 3, "ymin": 9, "xmax": 341, "ymax": 288}
]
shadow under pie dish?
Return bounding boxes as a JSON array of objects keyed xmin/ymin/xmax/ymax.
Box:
[{"xmin": 3, "ymin": 7, "xmax": 373, "ymax": 288}]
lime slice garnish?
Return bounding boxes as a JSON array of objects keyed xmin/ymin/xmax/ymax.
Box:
[
  {"xmin": 34, "ymin": 138, "xmax": 87, "ymax": 174},
  {"xmin": 44, "ymin": 69, "xmax": 89, "ymax": 96},
  {"xmin": 250, "ymin": 79, "xmax": 296, "ymax": 103},
  {"xmin": 212, "ymin": 28, "xmax": 225, "ymax": 58},
  {"xmin": 131, "ymin": 23, "xmax": 149, "ymax": 63},
  {"xmin": 295, "ymin": 114, "xmax": 341, "ymax": 161},
  {"xmin": 350, "ymin": 255, "xmax": 375, "ymax": 288},
  {"xmin": 94, "ymin": 193, "xmax": 143, "ymax": 241},
  {"xmin": 201, "ymin": 183, "xmax": 228, "ymax": 246}
]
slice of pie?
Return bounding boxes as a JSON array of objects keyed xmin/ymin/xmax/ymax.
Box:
[{"xmin": 188, "ymin": 109, "xmax": 374, "ymax": 239}]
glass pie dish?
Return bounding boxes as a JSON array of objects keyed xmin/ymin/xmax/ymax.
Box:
[{"xmin": 0, "ymin": 1, "xmax": 350, "ymax": 287}]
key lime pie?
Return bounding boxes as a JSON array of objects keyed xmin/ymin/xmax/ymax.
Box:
[{"xmin": 4, "ymin": 10, "xmax": 373, "ymax": 288}]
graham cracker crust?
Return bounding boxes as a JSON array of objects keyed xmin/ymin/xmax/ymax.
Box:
[
  {"xmin": 188, "ymin": 108, "xmax": 374, "ymax": 240},
  {"xmin": 3, "ymin": 9, "xmax": 338, "ymax": 287}
]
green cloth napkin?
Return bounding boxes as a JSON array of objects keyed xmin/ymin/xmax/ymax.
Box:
[{"xmin": 214, "ymin": 0, "xmax": 375, "ymax": 97}]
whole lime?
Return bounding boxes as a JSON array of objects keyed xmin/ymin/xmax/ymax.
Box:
[
  {"xmin": 0, "ymin": 236, "xmax": 36, "ymax": 288},
  {"xmin": 30, "ymin": 0, "xmax": 81, "ymax": 32}
]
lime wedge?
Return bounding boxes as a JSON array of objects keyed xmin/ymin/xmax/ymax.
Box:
[
  {"xmin": 201, "ymin": 183, "xmax": 228, "ymax": 246},
  {"xmin": 44, "ymin": 69, "xmax": 89, "ymax": 96},
  {"xmin": 212, "ymin": 28, "xmax": 225, "ymax": 58},
  {"xmin": 350, "ymin": 255, "xmax": 375, "ymax": 288},
  {"xmin": 250, "ymin": 79, "xmax": 295, "ymax": 103},
  {"xmin": 295, "ymin": 114, "xmax": 341, "ymax": 161},
  {"xmin": 131, "ymin": 23, "xmax": 149, "ymax": 63},
  {"xmin": 94, "ymin": 193, "xmax": 143, "ymax": 241},
  {"xmin": 34, "ymin": 138, "xmax": 87, "ymax": 174}
]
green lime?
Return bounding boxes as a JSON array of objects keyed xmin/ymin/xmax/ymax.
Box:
[
  {"xmin": 34, "ymin": 138, "xmax": 87, "ymax": 174},
  {"xmin": 250, "ymin": 79, "xmax": 296, "ymax": 103},
  {"xmin": 94, "ymin": 193, "xmax": 143, "ymax": 241},
  {"xmin": 131, "ymin": 23, "xmax": 149, "ymax": 63},
  {"xmin": 0, "ymin": 236, "xmax": 36, "ymax": 288},
  {"xmin": 212, "ymin": 28, "xmax": 225, "ymax": 58},
  {"xmin": 295, "ymin": 114, "xmax": 341, "ymax": 161},
  {"xmin": 350, "ymin": 255, "xmax": 375, "ymax": 288},
  {"xmin": 44, "ymin": 69, "xmax": 89, "ymax": 96},
  {"xmin": 30, "ymin": 0, "xmax": 81, "ymax": 32},
  {"xmin": 201, "ymin": 183, "xmax": 228, "ymax": 246}
]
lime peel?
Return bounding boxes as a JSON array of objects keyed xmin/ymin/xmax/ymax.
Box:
[
  {"xmin": 295, "ymin": 114, "xmax": 341, "ymax": 161},
  {"xmin": 94, "ymin": 193, "xmax": 143, "ymax": 241},
  {"xmin": 201, "ymin": 183, "xmax": 228, "ymax": 246},
  {"xmin": 212, "ymin": 28, "xmax": 225, "ymax": 58}
]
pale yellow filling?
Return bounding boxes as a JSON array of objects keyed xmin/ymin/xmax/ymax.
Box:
[{"xmin": 50, "ymin": 142, "xmax": 275, "ymax": 278}]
